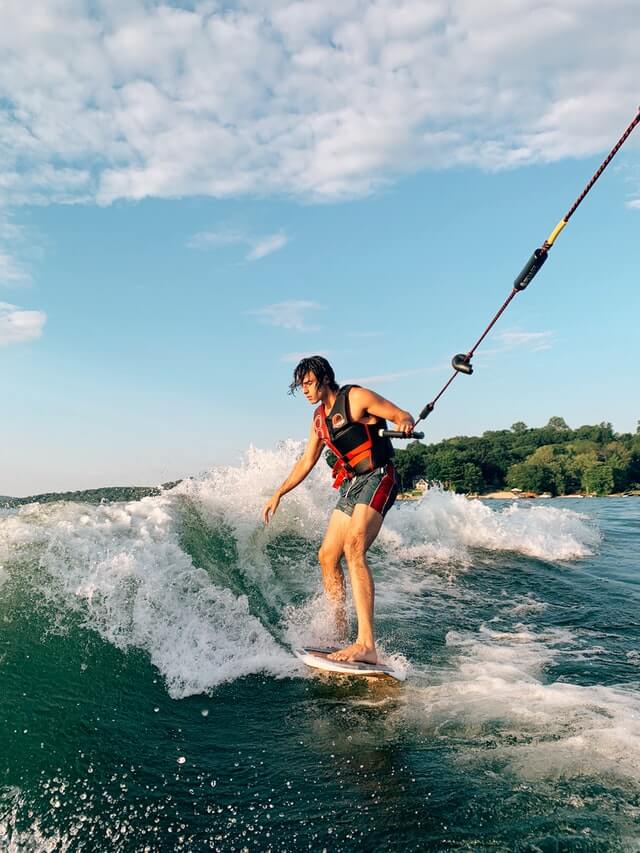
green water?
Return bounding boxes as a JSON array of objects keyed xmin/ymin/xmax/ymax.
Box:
[{"xmin": 1, "ymin": 468, "xmax": 640, "ymax": 851}]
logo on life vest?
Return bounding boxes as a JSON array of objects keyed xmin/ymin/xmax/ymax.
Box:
[{"xmin": 332, "ymin": 413, "xmax": 345, "ymax": 429}]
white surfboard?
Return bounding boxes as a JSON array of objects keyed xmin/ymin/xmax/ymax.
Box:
[{"xmin": 294, "ymin": 646, "xmax": 406, "ymax": 682}]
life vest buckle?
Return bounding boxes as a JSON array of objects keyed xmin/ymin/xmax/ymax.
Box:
[{"xmin": 331, "ymin": 458, "xmax": 354, "ymax": 489}]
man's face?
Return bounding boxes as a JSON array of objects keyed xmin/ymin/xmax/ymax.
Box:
[{"xmin": 300, "ymin": 371, "xmax": 322, "ymax": 404}]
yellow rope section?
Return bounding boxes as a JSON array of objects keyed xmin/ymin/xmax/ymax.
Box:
[{"xmin": 545, "ymin": 219, "xmax": 568, "ymax": 247}]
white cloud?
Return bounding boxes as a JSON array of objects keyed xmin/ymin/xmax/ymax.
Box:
[
  {"xmin": 0, "ymin": 250, "xmax": 30, "ymax": 284},
  {"xmin": 627, "ymin": 199, "xmax": 640, "ymax": 209},
  {"xmin": 494, "ymin": 329, "xmax": 554, "ymax": 352},
  {"xmin": 0, "ymin": 215, "xmax": 23, "ymax": 242},
  {"xmin": 247, "ymin": 233, "xmax": 288, "ymax": 261},
  {"xmin": 187, "ymin": 227, "xmax": 288, "ymax": 261},
  {"xmin": 0, "ymin": 302, "xmax": 46, "ymax": 345},
  {"xmin": 349, "ymin": 366, "xmax": 443, "ymax": 385},
  {"xmin": 0, "ymin": 214, "xmax": 32, "ymax": 284},
  {"xmin": 0, "ymin": 1, "xmax": 638, "ymax": 207},
  {"xmin": 187, "ymin": 228, "xmax": 246, "ymax": 250},
  {"xmin": 251, "ymin": 300, "xmax": 324, "ymax": 331}
]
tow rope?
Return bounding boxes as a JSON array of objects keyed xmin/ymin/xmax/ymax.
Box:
[{"xmin": 382, "ymin": 106, "xmax": 640, "ymax": 441}]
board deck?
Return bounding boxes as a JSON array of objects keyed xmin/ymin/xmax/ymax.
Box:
[{"xmin": 294, "ymin": 646, "xmax": 406, "ymax": 682}]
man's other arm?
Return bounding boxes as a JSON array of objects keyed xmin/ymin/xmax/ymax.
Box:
[{"xmin": 262, "ymin": 420, "xmax": 324, "ymax": 523}]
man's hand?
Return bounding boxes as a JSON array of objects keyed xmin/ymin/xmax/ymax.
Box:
[
  {"xmin": 262, "ymin": 493, "xmax": 281, "ymax": 524},
  {"xmin": 396, "ymin": 414, "xmax": 415, "ymax": 436}
]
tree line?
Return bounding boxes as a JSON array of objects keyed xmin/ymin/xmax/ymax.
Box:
[
  {"xmin": 1, "ymin": 482, "xmax": 181, "ymax": 507},
  {"xmin": 394, "ymin": 417, "xmax": 640, "ymax": 496}
]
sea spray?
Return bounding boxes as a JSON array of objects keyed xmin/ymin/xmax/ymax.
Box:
[
  {"xmin": 0, "ymin": 495, "xmax": 294, "ymax": 697},
  {"xmin": 0, "ymin": 442, "xmax": 599, "ymax": 700},
  {"xmin": 381, "ymin": 487, "xmax": 600, "ymax": 563}
]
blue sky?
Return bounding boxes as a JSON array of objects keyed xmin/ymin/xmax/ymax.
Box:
[{"xmin": 1, "ymin": 1, "xmax": 639, "ymax": 496}]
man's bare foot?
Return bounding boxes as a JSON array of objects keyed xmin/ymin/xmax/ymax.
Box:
[{"xmin": 327, "ymin": 642, "xmax": 378, "ymax": 664}]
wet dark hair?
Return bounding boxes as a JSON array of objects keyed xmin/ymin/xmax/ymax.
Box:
[{"xmin": 289, "ymin": 355, "xmax": 339, "ymax": 395}]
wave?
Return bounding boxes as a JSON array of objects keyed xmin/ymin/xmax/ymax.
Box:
[
  {"xmin": 403, "ymin": 622, "xmax": 640, "ymax": 787},
  {"xmin": 0, "ymin": 443, "xmax": 599, "ymax": 698}
]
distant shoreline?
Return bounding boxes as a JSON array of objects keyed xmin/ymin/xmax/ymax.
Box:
[
  {"xmin": 3, "ymin": 485, "xmax": 639, "ymax": 509},
  {"xmin": 0, "ymin": 483, "xmax": 180, "ymax": 507},
  {"xmin": 479, "ymin": 491, "xmax": 640, "ymax": 500},
  {"xmin": 398, "ymin": 490, "xmax": 640, "ymax": 501}
]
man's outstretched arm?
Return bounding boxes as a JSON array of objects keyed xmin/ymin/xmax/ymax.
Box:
[
  {"xmin": 350, "ymin": 387, "xmax": 415, "ymax": 436},
  {"xmin": 262, "ymin": 420, "xmax": 324, "ymax": 524}
]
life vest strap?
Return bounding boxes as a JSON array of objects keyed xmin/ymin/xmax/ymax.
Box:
[
  {"xmin": 345, "ymin": 446, "xmax": 373, "ymax": 472},
  {"xmin": 331, "ymin": 459, "xmax": 352, "ymax": 489}
]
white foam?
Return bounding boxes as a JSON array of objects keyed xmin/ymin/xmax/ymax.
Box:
[
  {"xmin": 502, "ymin": 594, "xmax": 548, "ymax": 617},
  {"xmin": 0, "ymin": 444, "xmax": 602, "ymax": 696},
  {"xmin": 407, "ymin": 624, "xmax": 640, "ymax": 784},
  {"xmin": 281, "ymin": 592, "xmax": 343, "ymax": 651},
  {"xmin": 177, "ymin": 441, "xmax": 334, "ymax": 543},
  {"xmin": 0, "ymin": 496, "xmax": 295, "ymax": 698},
  {"xmin": 382, "ymin": 487, "xmax": 599, "ymax": 563}
]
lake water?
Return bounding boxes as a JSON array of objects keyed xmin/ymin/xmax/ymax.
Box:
[{"xmin": 1, "ymin": 444, "xmax": 639, "ymax": 851}]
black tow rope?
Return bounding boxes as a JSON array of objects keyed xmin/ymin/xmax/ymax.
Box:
[{"xmin": 381, "ymin": 105, "xmax": 640, "ymax": 442}]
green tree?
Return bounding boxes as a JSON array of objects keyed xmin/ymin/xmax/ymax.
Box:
[
  {"xmin": 511, "ymin": 421, "xmax": 528, "ymax": 433},
  {"xmin": 581, "ymin": 462, "xmax": 614, "ymax": 495},
  {"xmin": 602, "ymin": 442, "xmax": 631, "ymax": 492},
  {"xmin": 394, "ymin": 441, "xmax": 428, "ymax": 490},
  {"xmin": 528, "ymin": 445, "xmax": 563, "ymax": 465},
  {"xmin": 506, "ymin": 462, "xmax": 556, "ymax": 494},
  {"xmin": 461, "ymin": 463, "xmax": 484, "ymax": 494},
  {"xmin": 547, "ymin": 416, "xmax": 570, "ymax": 431},
  {"xmin": 574, "ymin": 422, "xmax": 614, "ymax": 443},
  {"xmin": 523, "ymin": 445, "xmax": 574, "ymax": 494},
  {"xmin": 426, "ymin": 446, "xmax": 466, "ymax": 491}
]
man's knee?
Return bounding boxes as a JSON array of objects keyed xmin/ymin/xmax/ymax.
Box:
[{"xmin": 318, "ymin": 544, "xmax": 339, "ymax": 568}]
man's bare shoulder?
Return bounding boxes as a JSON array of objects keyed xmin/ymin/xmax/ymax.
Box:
[
  {"xmin": 349, "ymin": 385, "xmax": 379, "ymax": 404},
  {"xmin": 348, "ymin": 385, "xmax": 378, "ymax": 418}
]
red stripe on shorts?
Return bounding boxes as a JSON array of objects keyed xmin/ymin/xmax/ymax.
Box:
[{"xmin": 370, "ymin": 464, "xmax": 396, "ymax": 516}]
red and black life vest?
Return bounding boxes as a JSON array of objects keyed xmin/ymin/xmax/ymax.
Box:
[{"xmin": 313, "ymin": 385, "xmax": 394, "ymax": 488}]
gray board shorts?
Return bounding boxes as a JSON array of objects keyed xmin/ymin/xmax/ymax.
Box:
[{"xmin": 335, "ymin": 463, "xmax": 399, "ymax": 519}]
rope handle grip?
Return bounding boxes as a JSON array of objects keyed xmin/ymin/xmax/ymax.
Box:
[{"xmin": 379, "ymin": 429, "xmax": 425, "ymax": 439}]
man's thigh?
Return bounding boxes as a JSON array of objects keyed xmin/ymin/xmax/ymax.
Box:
[
  {"xmin": 347, "ymin": 504, "xmax": 385, "ymax": 553},
  {"xmin": 320, "ymin": 509, "xmax": 352, "ymax": 559}
]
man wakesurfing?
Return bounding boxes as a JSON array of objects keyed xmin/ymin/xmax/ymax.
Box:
[{"xmin": 262, "ymin": 356, "xmax": 415, "ymax": 664}]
